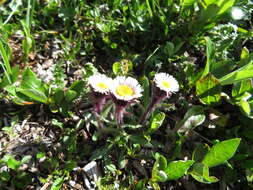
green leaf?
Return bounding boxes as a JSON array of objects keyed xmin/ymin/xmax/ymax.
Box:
[
  {"xmin": 21, "ymin": 68, "xmax": 45, "ymax": 91},
  {"xmin": 0, "ymin": 39, "xmax": 12, "ymax": 84},
  {"xmin": 65, "ymin": 89, "xmax": 77, "ymax": 102},
  {"xmin": 151, "ymin": 154, "xmax": 168, "ymax": 182},
  {"xmin": 69, "ymin": 80, "xmax": 85, "ymax": 95},
  {"xmin": 190, "ymin": 163, "xmax": 219, "ymax": 183},
  {"xmin": 16, "ymin": 88, "xmax": 48, "ymax": 103},
  {"xmin": 219, "ymin": 62, "xmax": 253, "ymax": 85},
  {"xmin": 203, "ymin": 0, "xmax": 235, "ymax": 15},
  {"xmin": 91, "ymin": 144, "xmax": 113, "ymax": 160},
  {"xmin": 165, "ymin": 160, "xmax": 194, "ymax": 180},
  {"xmin": 202, "ymin": 138, "xmax": 241, "ymax": 167},
  {"xmin": 216, "ymin": 0, "xmax": 235, "ymax": 16},
  {"xmin": 50, "ymin": 177, "xmax": 64, "ymax": 190},
  {"xmin": 210, "ymin": 60, "xmax": 236, "ymax": 79},
  {"xmin": 0, "ymin": 171, "xmax": 10, "ymax": 181},
  {"xmin": 149, "ymin": 112, "xmax": 165, "ymax": 133},
  {"xmin": 21, "ymin": 155, "xmax": 32, "ymax": 164},
  {"xmin": 2, "ymin": 155, "xmax": 20, "ymax": 170},
  {"xmin": 202, "ymin": 37, "xmax": 215, "ymax": 78},
  {"xmin": 164, "ymin": 42, "xmax": 174, "ymax": 57},
  {"xmin": 182, "ymin": 0, "xmax": 195, "ymax": 7},
  {"xmin": 36, "ymin": 152, "xmax": 46, "ymax": 159},
  {"xmin": 53, "ymin": 89, "xmax": 65, "ymax": 105},
  {"xmin": 196, "ymin": 4, "xmax": 219, "ymax": 27},
  {"xmin": 0, "ymin": 65, "xmax": 19, "ymax": 88},
  {"xmin": 203, "ymin": 0, "xmax": 216, "ymax": 6},
  {"xmin": 112, "ymin": 59, "xmax": 133, "ymax": 75},
  {"xmin": 17, "ymin": 67, "xmax": 48, "ymax": 103},
  {"xmin": 175, "ymin": 105, "xmax": 205, "ymax": 133},
  {"xmin": 241, "ymin": 47, "xmax": 249, "ymax": 60},
  {"xmin": 240, "ymin": 100, "xmax": 253, "ymax": 118},
  {"xmin": 232, "ymin": 80, "xmax": 252, "ymax": 99},
  {"xmin": 196, "ymin": 74, "xmax": 221, "ymax": 105}
]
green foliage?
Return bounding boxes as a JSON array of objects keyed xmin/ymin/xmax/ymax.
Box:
[
  {"xmin": 202, "ymin": 138, "xmax": 241, "ymax": 167},
  {"xmin": 148, "ymin": 112, "xmax": 165, "ymax": 133},
  {"xmin": 151, "ymin": 153, "xmax": 194, "ymax": 183},
  {"xmin": 0, "ymin": 0, "xmax": 252, "ymax": 189},
  {"xmin": 196, "ymin": 74, "xmax": 222, "ymax": 105}
]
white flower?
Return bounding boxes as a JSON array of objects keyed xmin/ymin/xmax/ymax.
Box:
[
  {"xmin": 88, "ymin": 73, "xmax": 112, "ymax": 94},
  {"xmin": 111, "ymin": 76, "xmax": 142, "ymax": 101},
  {"xmin": 231, "ymin": 7, "xmax": 244, "ymax": 20},
  {"xmin": 154, "ymin": 73, "xmax": 179, "ymax": 94}
]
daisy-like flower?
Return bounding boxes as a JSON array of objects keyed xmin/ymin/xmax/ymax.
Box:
[
  {"xmin": 88, "ymin": 73, "xmax": 112, "ymax": 94},
  {"xmin": 154, "ymin": 73, "xmax": 179, "ymax": 95},
  {"xmin": 140, "ymin": 73, "xmax": 179, "ymax": 125},
  {"xmin": 110, "ymin": 76, "xmax": 142, "ymax": 125},
  {"xmin": 111, "ymin": 76, "xmax": 142, "ymax": 101},
  {"xmin": 88, "ymin": 73, "xmax": 113, "ymax": 114}
]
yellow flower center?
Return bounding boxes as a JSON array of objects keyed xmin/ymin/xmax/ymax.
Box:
[
  {"xmin": 97, "ymin": 82, "xmax": 108, "ymax": 89},
  {"xmin": 162, "ymin": 81, "xmax": 170, "ymax": 89},
  {"xmin": 116, "ymin": 85, "xmax": 134, "ymax": 97}
]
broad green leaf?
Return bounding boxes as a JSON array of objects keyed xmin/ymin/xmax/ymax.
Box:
[
  {"xmin": 64, "ymin": 160, "xmax": 77, "ymax": 172},
  {"xmin": 69, "ymin": 80, "xmax": 85, "ymax": 95},
  {"xmin": 241, "ymin": 47, "xmax": 249, "ymax": 60},
  {"xmin": 21, "ymin": 68, "xmax": 45, "ymax": 92},
  {"xmin": 50, "ymin": 177, "xmax": 64, "ymax": 190},
  {"xmin": 182, "ymin": 0, "xmax": 195, "ymax": 6},
  {"xmin": 202, "ymin": 138, "xmax": 241, "ymax": 167},
  {"xmin": 91, "ymin": 144, "xmax": 113, "ymax": 160},
  {"xmin": 2, "ymin": 155, "xmax": 20, "ymax": 170},
  {"xmin": 239, "ymin": 47, "xmax": 251, "ymax": 67},
  {"xmin": 203, "ymin": 0, "xmax": 235, "ymax": 15},
  {"xmin": 19, "ymin": 67, "xmax": 48, "ymax": 103},
  {"xmin": 202, "ymin": 37, "xmax": 215, "ymax": 78},
  {"xmin": 175, "ymin": 105, "xmax": 205, "ymax": 133},
  {"xmin": 216, "ymin": 0, "xmax": 235, "ymax": 16},
  {"xmin": 65, "ymin": 89, "xmax": 77, "ymax": 102},
  {"xmin": 232, "ymin": 80, "xmax": 252, "ymax": 99},
  {"xmin": 219, "ymin": 62, "xmax": 253, "ymax": 85},
  {"xmin": 210, "ymin": 60, "xmax": 235, "ymax": 79},
  {"xmin": 164, "ymin": 42, "xmax": 174, "ymax": 57},
  {"xmin": 53, "ymin": 89, "xmax": 65, "ymax": 105},
  {"xmin": 112, "ymin": 61, "xmax": 121, "ymax": 75},
  {"xmin": 197, "ymin": 4, "xmax": 220, "ymax": 25},
  {"xmin": 204, "ymin": 0, "xmax": 216, "ymax": 6},
  {"xmin": 240, "ymin": 99, "xmax": 253, "ymax": 118},
  {"xmin": 196, "ymin": 74, "xmax": 221, "ymax": 105},
  {"xmin": 16, "ymin": 88, "xmax": 48, "ymax": 103},
  {"xmin": 190, "ymin": 163, "xmax": 219, "ymax": 183},
  {"xmin": 240, "ymin": 100, "xmax": 251, "ymax": 115},
  {"xmin": 165, "ymin": 160, "xmax": 194, "ymax": 180},
  {"xmin": 149, "ymin": 112, "xmax": 165, "ymax": 133}
]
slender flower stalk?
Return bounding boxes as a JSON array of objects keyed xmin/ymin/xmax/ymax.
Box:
[
  {"xmin": 110, "ymin": 76, "xmax": 142, "ymax": 126},
  {"xmin": 88, "ymin": 73, "xmax": 113, "ymax": 114},
  {"xmin": 140, "ymin": 73, "xmax": 179, "ymax": 125}
]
